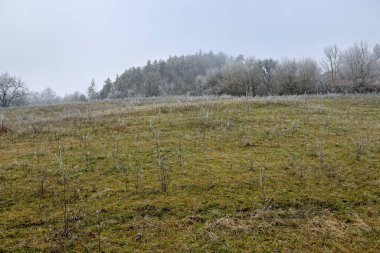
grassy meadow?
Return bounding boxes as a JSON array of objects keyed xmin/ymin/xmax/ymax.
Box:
[{"xmin": 0, "ymin": 95, "xmax": 380, "ymax": 252}]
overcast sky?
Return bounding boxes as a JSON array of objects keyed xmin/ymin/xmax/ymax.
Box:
[{"xmin": 0, "ymin": 0, "xmax": 379, "ymax": 95}]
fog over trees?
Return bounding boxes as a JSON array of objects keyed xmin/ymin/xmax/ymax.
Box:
[
  {"xmin": 342, "ymin": 41, "xmax": 377, "ymax": 92},
  {"xmin": 1, "ymin": 41, "xmax": 380, "ymax": 108},
  {"xmin": 92, "ymin": 41, "xmax": 379, "ymax": 100}
]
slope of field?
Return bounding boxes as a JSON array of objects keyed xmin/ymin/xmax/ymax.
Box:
[{"xmin": 0, "ymin": 95, "xmax": 380, "ymax": 252}]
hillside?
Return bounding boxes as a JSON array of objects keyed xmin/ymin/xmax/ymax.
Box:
[{"xmin": 0, "ymin": 95, "xmax": 380, "ymax": 252}]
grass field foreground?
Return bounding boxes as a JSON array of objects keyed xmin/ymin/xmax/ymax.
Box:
[{"xmin": 0, "ymin": 95, "xmax": 380, "ymax": 252}]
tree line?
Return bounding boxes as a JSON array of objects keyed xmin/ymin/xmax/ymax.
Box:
[
  {"xmin": 93, "ymin": 41, "xmax": 380, "ymax": 99},
  {"xmin": 1, "ymin": 41, "xmax": 379, "ymax": 107}
]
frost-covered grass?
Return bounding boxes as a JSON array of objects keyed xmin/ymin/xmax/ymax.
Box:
[{"xmin": 0, "ymin": 94, "xmax": 379, "ymax": 252}]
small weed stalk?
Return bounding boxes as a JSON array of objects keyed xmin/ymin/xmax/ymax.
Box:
[
  {"xmin": 288, "ymin": 152, "xmax": 305, "ymax": 185},
  {"xmin": 154, "ymin": 129, "xmax": 171, "ymax": 193},
  {"xmin": 112, "ymin": 133, "xmax": 129, "ymax": 190},
  {"xmin": 290, "ymin": 122, "xmax": 300, "ymax": 138},
  {"xmin": 248, "ymin": 154, "xmax": 254, "ymax": 171},
  {"xmin": 62, "ymin": 171, "xmax": 69, "ymax": 238},
  {"xmin": 316, "ymin": 141, "xmax": 326, "ymax": 169},
  {"xmin": 21, "ymin": 161, "xmax": 32, "ymax": 181},
  {"xmin": 176, "ymin": 139, "xmax": 183, "ymax": 168},
  {"xmin": 0, "ymin": 113, "xmax": 8, "ymax": 133},
  {"xmin": 159, "ymin": 156, "xmax": 171, "ymax": 193},
  {"xmin": 95, "ymin": 210, "xmax": 102, "ymax": 253},
  {"xmin": 111, "ymin": 133, "xmax": 121, "ymax": 166},
  {"xmin": 81, "ymin": 134, "xmax": 92, "ymax": 171},
  {"xmin": 52, "ymin": 131, "xmax": 62, "ymax": 152},
  {"xmin": 55, "ymin": 144, "xmax": 70, "ymax": 246},
  {"xmin": 298, "ymin": 157, "xmax": 306, "ymax": 185},
  {"xmin": 134, "ymin": 162, "xmax": 143, "ymax": 192},
  {"xmin": 355, "ymin": 137, "xmax": 365, "ymax": 161},
  {"xmin": 324, "ymin": 116, "xmax": 331, "ymax": 132},
  {"xmin": 35, "ymin": 151, "xmax": 47, "ymax": 197},
  {"xmin": 36, "ymin": 165, "xmax": 47, "ymax": 187},
  {"xmin": 0, "ymin": 113, "xmax": 13, "ymax": 135},
  {"xmin": 258, "ymin": 167, "xmax": 268, "ymax": 210},
  {"xmin": 202, "ymin": 130, "xmax": 206, "ymax": 155},
  {"xmin": 268, "ymin": 128, "xmax": 280, "ymax": 148},
  {"xmin": 116, "ymin": 162, "xmax": 129, "ymax": 191}
]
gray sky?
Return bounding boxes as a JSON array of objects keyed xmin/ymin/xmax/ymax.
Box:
[{"xmin": 0, "ymin": 0, "xmax": 379, "ymax": 95}]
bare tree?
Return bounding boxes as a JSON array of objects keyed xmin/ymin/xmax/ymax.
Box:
[
  {"xmin": 274, "ymin": 59, "xmax": 298, "ymax": 95},
  {"xmin": 321, "ymin": 44, "xmax": 341, "ymax": 91},
  {"xmin": 220, "ymin": 61, "xmax": 247, "ymax": 95},
  {"xmin": 373, "ymin": 44, "xmax": 380, "ymax": 80},
  {"xmin": 259, "ymin": 59, "xmax": 277, "ymax": 95},
  {"xmin": 297, "ymin": 58, "xmax": 320, "ymax": 94},
  {"xmin": 40, "ymin": 88, "xmax": 60, "ymax": 105},
  {"xmin": 197, "ymin": 68, "xmax": 223, "ymax": 95},
  {"xmin": 374, "ymin": 44, "xmax": 380, "ymax": 60},
  {"xmin": 0, "ymin": 73, "xmax": 28, "ymax": 107},
  {"xmin": 244, "ymin": 57, "xmax": 264, "ymax": 96},
  {"xmin": 342, "ymin": 41, "xmax": 375, "ymax": 90}
]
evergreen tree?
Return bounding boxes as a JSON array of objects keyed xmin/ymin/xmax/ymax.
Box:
[
  {"xmin": 99, "ymin": 78, "xmax": 112, "ymax": 99},
  {"xmin": 87, "ymin": 79, "xmax": 98, "ymax": 100}
]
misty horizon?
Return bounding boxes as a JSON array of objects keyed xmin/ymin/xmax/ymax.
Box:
[{"xmin": 1, "ymin": 0, "xmax": 379, "ymax": 95}]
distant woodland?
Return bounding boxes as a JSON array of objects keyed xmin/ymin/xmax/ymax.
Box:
[{"xmin": 1, "ymin": 41, "xmax": 380, "ymax": 107}]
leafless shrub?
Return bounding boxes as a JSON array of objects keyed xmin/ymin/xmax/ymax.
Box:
[
  {"xmin": 266, "ymin": 128, "xmax": 281, "ymax": 148},
  {"xmin": 289, "ymin": 122, "xmax": 301, "ymax": 137},
  {"xmin": 315, "ymin": 141, "xmax": 326, "ymax": 169},
  {"xmin": 288, "ymin": 152, "xmax": 307, "ymax": 185},
  {"xmin": 111, "ymin": 133, "xmax": 129, "ymax": 191},
  {"xmin": 196, "ymin": 106, "xmax": 213, "ymax": 129},
  {"xmin": 355, "ymin": 137, "xmax": 366, "ymax": 161}
]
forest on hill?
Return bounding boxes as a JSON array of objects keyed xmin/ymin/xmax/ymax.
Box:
[{"xmin": 92, "ymin": 41, "xmax": 380, "ymax": 100}]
